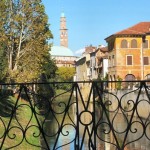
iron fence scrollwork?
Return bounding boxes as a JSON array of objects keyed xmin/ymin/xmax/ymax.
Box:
[{"xmin": 0, "ymin": 81, "xmax": 149, "ymax": 150}]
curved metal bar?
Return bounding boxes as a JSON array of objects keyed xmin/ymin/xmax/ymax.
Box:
[
  {"xmin": 0, "ymin": 81, "xmax": 150, "ymax": 149},
  {"xmin": 55, "ymin": 123, "xmax": 76, "ymax": 150},
  {"xmin": 6, "ymin": 126, "xmax": 24, "ymax": 149}
]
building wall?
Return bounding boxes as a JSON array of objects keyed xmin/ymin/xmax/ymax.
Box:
[
  {"xmin": 103, "ymin": 59, "xmax": 108, "ymax": 78},
  {"xmin": 75, "ymin": 57, "xmax": 86, "ymax": 82},
  {"xmin": 75, "ymin": 56, "xmax": 92, "ymax": 100},
  {"xmin": 52, "ymin": 56, "xmax": 78, "ymax": 67},
  {"xmin": 90, "ymin": 53, "xmax": 97, "ymax": 80},
  {"xmin": 108, "ymin": 36, "xmax": 150, "ymax": 81}
]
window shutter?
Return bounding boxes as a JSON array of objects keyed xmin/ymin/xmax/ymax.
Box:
[
  {"xmin": 143, "ymin": 57, "xmax": 149, "ymax": 65},
  {"xmin": 143, "ymin": 40, "xmax": 148, "ymax": 48},
  {"xmin": 131, "ymin": 39, "xmax": 137, "ymax": 48},
  {"xmin": 121, "ymin": 40, "xmax": 128, "ymax": 48},
  {"xmin": 127, "ymin": 56, "xmax": 132, "ymax": 65}
]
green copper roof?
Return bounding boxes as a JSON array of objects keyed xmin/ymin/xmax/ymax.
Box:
[{"xmin": 50, "ymin": 46, "xmax": 74, "ymax": 56}]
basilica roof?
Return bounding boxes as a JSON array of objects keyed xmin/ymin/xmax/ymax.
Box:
[{"xmin": 50, "ymin": 46, "xmax": 74, "ymax": 56}]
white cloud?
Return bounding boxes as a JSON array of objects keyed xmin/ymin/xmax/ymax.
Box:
[
  {"xmin": 75, "ymin": 48, "xmax": 85, "ymax": 55},
  {"xmin": 98, "ymin": 44, "xmax": 105, "ymax": 48}
]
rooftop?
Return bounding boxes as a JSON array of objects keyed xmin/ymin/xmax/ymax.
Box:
[
  {"xmin": 105, "ymin": 22, "xmax": 150, "ymax": 40},
  {"xmin": 99, "ymin": 46, "xmax": 108, "ymax": 52},
  {"xmin": 116, "ymin": 22, "xmax": 150, "ymax": 35}
]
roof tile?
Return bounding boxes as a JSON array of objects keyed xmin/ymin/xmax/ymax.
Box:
[{"xmin": 115, "ymin": 22, "xmax": 150, "ymax": 35}]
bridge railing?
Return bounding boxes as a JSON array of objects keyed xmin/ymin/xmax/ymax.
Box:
[{"xmin": 0, "ymin": 81, "xmax": 150, "ymax": 150}]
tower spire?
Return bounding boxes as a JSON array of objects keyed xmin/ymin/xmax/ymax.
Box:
[{"xmin": 60, "ymin": 12, "xmax": 68, "ymax": 47}]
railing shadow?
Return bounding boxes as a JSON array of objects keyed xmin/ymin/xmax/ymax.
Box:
[{"xmin": 0, "ymin": 89, "xmax": 14, "ymax": 117}]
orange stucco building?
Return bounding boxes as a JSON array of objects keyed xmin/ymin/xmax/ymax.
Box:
[{"xmin": 105, "ymin": 22, "xmax": 150, "ymax": 82}]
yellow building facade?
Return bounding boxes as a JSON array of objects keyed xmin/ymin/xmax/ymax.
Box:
[{"xmin": 105, "ymin": 22, "xmax": 150, "ymax": 84}]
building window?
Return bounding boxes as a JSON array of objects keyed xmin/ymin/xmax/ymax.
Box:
[
  {"xmin": 143, "ymin": 57, "xmax": 149, "ymax": 65},
  {"xmin": 143, "ymin": 40, "xmax": 148, "ymax": 49},
  {"xmin": 146, "ymin": 74, "xmax": 150, "ymax": 80},
  {"xmin": 131, "ymin": 39, "xmax": 137, "ymax": 48},
  {"xmin": 112, "ymin": 55, "xmax": 115, "ymax": 66},
  {"xmin": 108, "ymin": 41, "xmax": 114, "ymax": 50},
  {"xmin": 125, "ymin": 74, "xmax": 135, "ymax": 89},
  {"xmin": 109, "ymin": 56, "xmax": 111, "ymax": 67},
  {"xmin": 121, "ymin": 39, "xmax": 128, "ymax": 48},
  {"xmin": 126, "ymin": 55, "xmax": 133, "ymax": 65},
  {"xmin": 125, "ymin": 74, "xmax": 135, "ymax": 81}
]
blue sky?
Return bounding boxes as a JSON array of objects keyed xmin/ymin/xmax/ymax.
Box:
[{"xmin": 42, "ymin": 0, "xmax": 150, "ymax": 55}]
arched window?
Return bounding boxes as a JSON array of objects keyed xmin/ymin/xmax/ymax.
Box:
[
  {"xmin": 131, "ymin": 39, "xmax": 137, "ymax": 48},
  {"xmin": 125, "ymin": 74, "xmax": 135, "ymax": 89},
  {"xmin": 145, "ymin": 74, "xmax": 150, "ymax": 80},
  {"xmin": 125, "ymin": 74, "xmax": 135, "ymax": 81},
  {"xmin": 145, "ymin": 74, "xmax": 150, "ymax": 86},
  {"xmin": 121, "ymin": 39, "xmax": 128, "ymax": 48},
  {"xmin": 143, "ymin": 40, "xmax": 149, "ymax": 49}
]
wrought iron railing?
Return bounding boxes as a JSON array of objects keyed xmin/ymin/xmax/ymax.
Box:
[{"xmin": 0, "ymin": 81, "xmax": 150, "ymax": 150}]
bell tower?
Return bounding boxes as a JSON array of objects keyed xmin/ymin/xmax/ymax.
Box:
[{"xmin": 60, "ymin": 12, "xmax": 68, "ymax": 47}]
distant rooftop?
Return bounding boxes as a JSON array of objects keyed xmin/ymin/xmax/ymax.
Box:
[
  {"xmin": 99, "ymin": 46, "xmax": 108, "ymax": 52},
  {"xmin": 83, "ymin": 45, "xmax": 97, "ymax": 55}
]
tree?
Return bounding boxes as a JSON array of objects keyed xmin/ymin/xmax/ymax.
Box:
[
  {"xmin": 0, "ymin": 43, "xmax": 8, "ymax": 82},
  {"xmin": 56, "ymin": 67, "xmax": 76, "ymax": 82},
  {"xmin": 0, "ymin": 0, "xmax": 55, "ymax": 82},
  {"xmin": 55, "ymin": 67, "xmax": 76, "ymax": 90}
]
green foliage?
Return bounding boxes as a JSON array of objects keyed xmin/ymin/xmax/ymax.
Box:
[
  {"xmin": 0, "ymin": 43, "xmax": 7, "ymax": 82},
  {"xmin": 37, "ymin": 73, "xmax": 55, "ymax": 101},
  {"xmin": 93, "ymin": 73, "xmax": 108, "ymax": 82},
  {"xmin": 54, "ymin": 67, "xmax": 75, "ymax": 90},
  {"xmin": 116, "ymin": 76, "xmax": 122, "ymax": 90},
  {"xmin": 42, "ymin": 57, "xmax": 58, "ymax": 80},
  {"xmin": 103, "ymin": 73, "xmax": 108, "ymax": 81},
  {"xmin": 0, "ymin": 0, "xmax": 56, "ymax": 82},
  {"xmin": 56, "ymin": 67, "xmax": 76, "ymax": 82}
]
